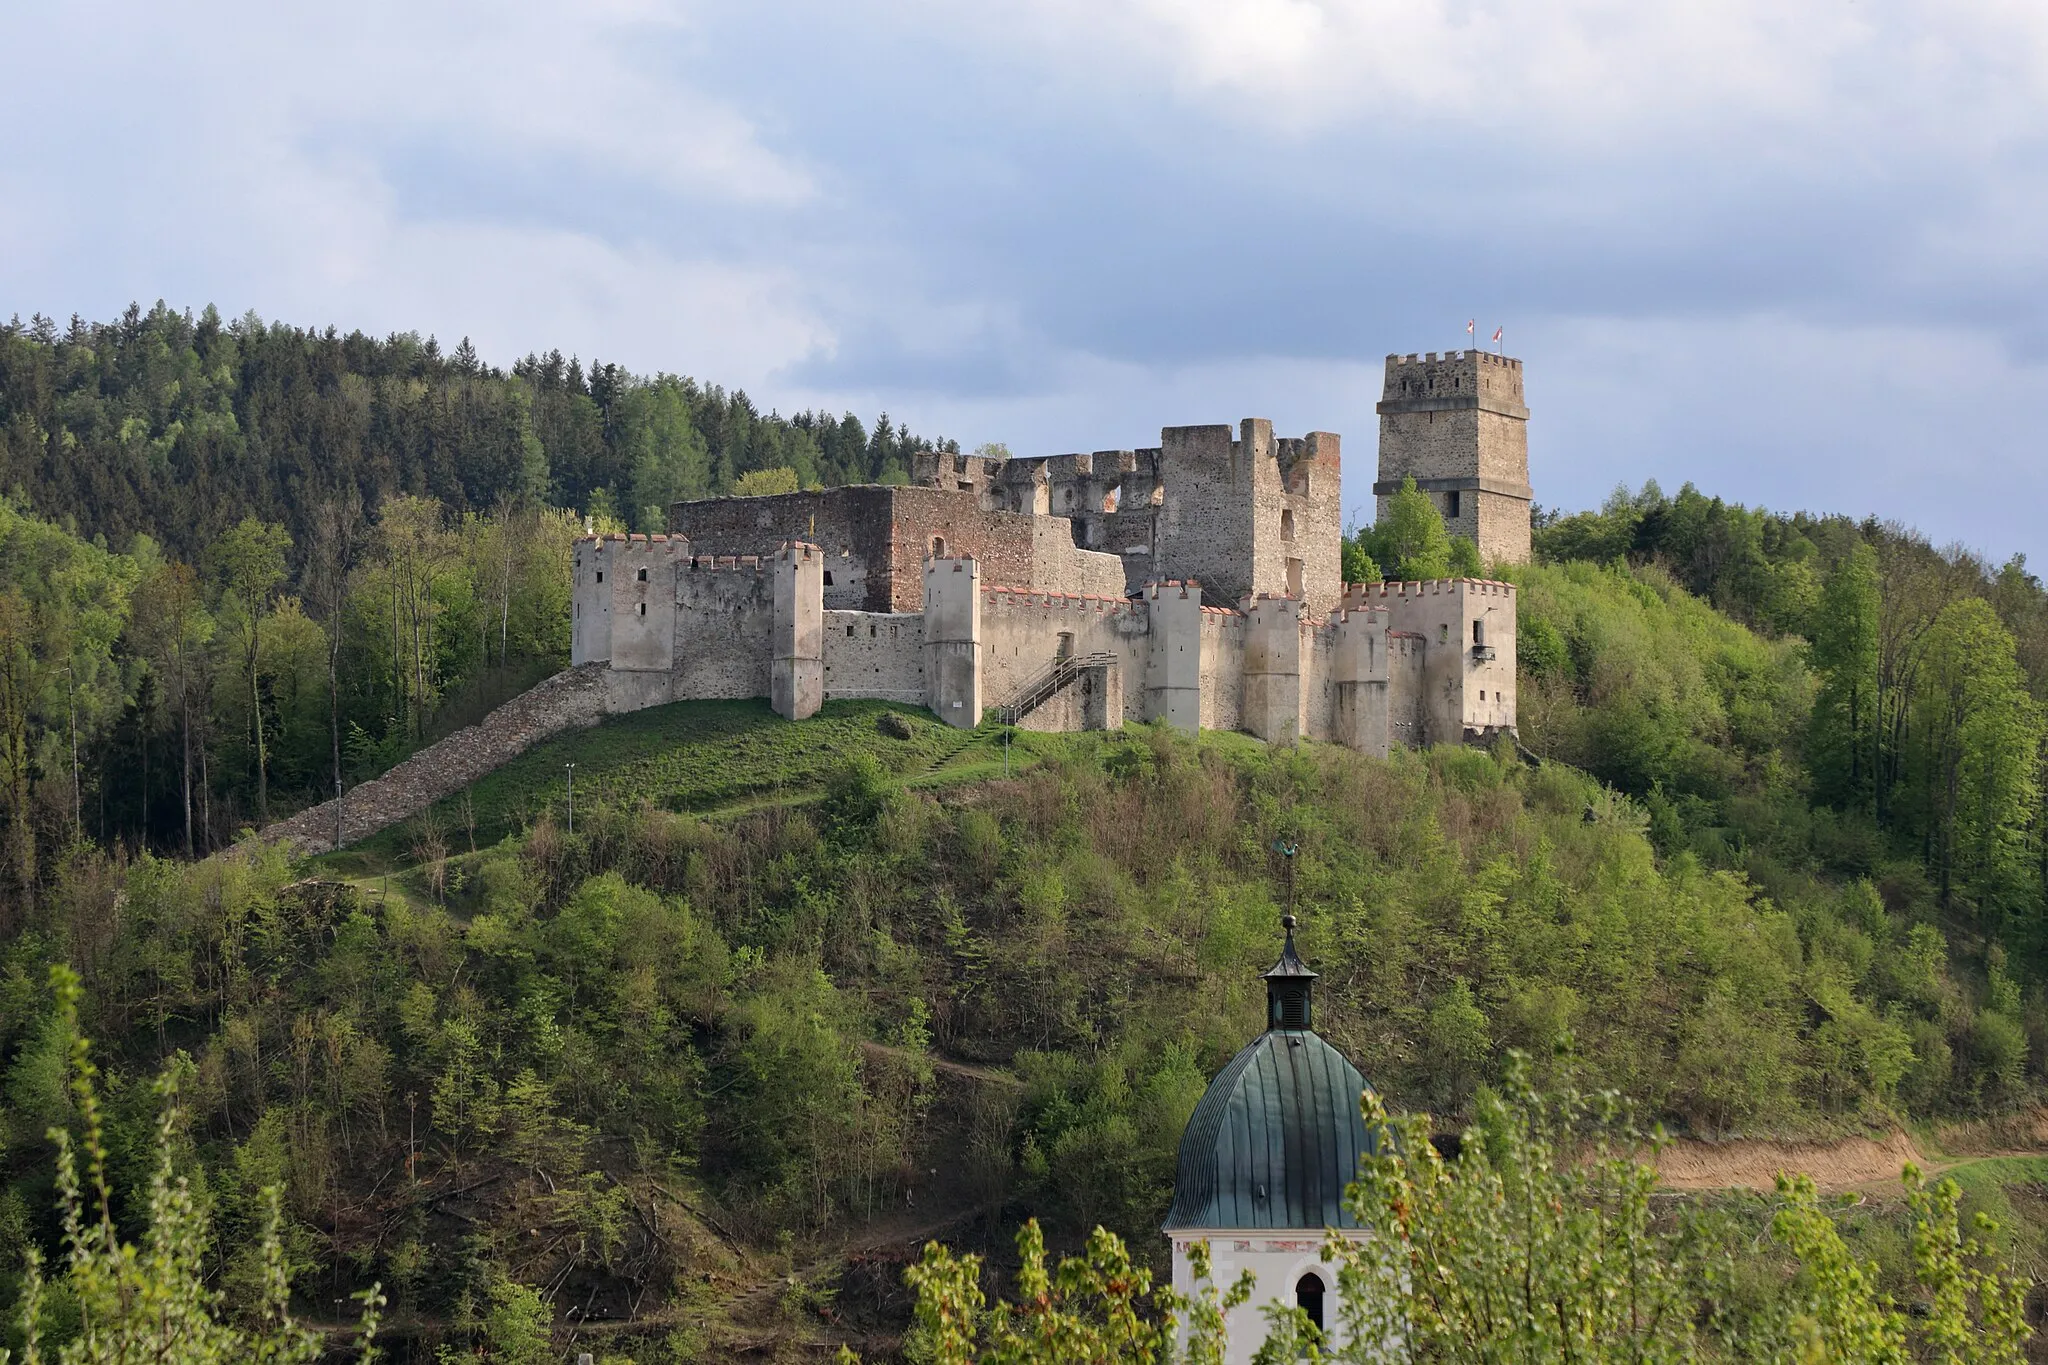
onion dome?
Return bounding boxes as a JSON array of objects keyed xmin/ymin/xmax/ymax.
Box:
[{"xmin": 1163, "ymin": 915, "xmax": 1380, "ymax": 1231}]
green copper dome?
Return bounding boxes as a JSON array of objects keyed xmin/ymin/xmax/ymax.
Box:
[{"xmin": 1163, "ymin": 917, "xmax": 1380, "ymax": 1231}]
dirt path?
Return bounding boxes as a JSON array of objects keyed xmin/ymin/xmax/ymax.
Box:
[
  {"xmin": 1654, "ymin": 1130, "xmax": 1928, "ymax": 1193},
  {"xmin": 858, "ymin": 1041, "xmax": 1021, "ymax": 1088}
]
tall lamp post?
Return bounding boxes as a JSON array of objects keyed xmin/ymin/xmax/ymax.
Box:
[{"xmin": 565, "ymin": 762, "xmax": 577, "ymax": 835}]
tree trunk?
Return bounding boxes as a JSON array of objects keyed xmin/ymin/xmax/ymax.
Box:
[{"xmin": 249, "ymin": 626, "xmax": 268, "ymax": 825}]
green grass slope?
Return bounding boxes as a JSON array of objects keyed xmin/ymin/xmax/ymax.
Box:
[{"xmin": 339, "ymin": 698, "xmax": 1072, "ymax": 865}]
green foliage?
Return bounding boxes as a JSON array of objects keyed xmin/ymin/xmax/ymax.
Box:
[
  {"xmin": 1809, "ymin": 543, "xmax": 1880, "ymax": 810},
  {"xmin": 1, "ymin": 966, "xmax": 381, "ymax": 1365},
  {"xmin": 730, "ymin": 467, "xmax": 801, "ymax": 497},
  {"xmin": 1903, "ymin": 599, "xmax": 2043, "ymax": 913},
  {"xmin": 881, "ymin": 1218, "xmax": 1247, "ymax": 1365},
  {"xmin": 1351, "ymin": 477, "xmax": 1452, "ymax": 581}
]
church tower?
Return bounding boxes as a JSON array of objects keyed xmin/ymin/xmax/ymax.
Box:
[
  {"xmin": 1375, "ymin": 350, "xmax": 1532, "ymax": 564},
  {"xmin": 1164, "ymin": 917, "xmax": 1379, "ymax": 1364}
]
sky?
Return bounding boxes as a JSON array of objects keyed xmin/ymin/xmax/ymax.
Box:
[{"xmin": 4, "ymin": 1, "xmax": 2048, "ymax": 560}]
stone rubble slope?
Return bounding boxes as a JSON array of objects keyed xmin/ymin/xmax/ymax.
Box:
[{"xmin": 258, "ymin": 663, "xmax": 609, "ymax": 855}]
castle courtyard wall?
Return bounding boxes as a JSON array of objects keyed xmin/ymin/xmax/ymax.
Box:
[
  {"xmin": 670, "ymin": 557, "xmax": 775, "ymax": 700},
  {"xmin": 980, "ymin": 588, "xmax": 1151, "ymax": 724},
  {"xmin": 824, "ymin": 610, "xmax": 927, "ymax": 703}
]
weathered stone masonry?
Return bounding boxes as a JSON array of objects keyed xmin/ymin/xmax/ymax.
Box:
[
  {"xmin": 262, "ymin": 354, "xmax": 1534, "ymax": 853},
  {"xmin": 572, "ymin": 361, "xmax": 1533, "ymax": 755}
]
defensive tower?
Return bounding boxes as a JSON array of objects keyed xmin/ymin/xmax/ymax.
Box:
[{"xmin": 1375, "ymin": 351, "xmax": 1531, "ymax": 564}]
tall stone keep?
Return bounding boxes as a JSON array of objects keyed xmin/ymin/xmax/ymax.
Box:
[{"xmin": 1375, "ymin": 351, "xmax": 1531, "ymax": 564}]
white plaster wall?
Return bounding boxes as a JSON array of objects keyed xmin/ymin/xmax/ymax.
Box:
[
  {"xmin": 1170, "ymin": 1232, "xmax": 1370, "ymax": 1365},
  {"xmin": 823, "ymin": 611, "xmax": 926, "ymax": 702}
]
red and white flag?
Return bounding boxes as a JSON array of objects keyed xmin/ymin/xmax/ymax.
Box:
[
  {"xmin": 1491, "ymin": 326, "xmax": 1504, "ymax": 343},
  {"xmin": 1465, "ymin": 319, "xmax": 1475, "ymax": 337}
]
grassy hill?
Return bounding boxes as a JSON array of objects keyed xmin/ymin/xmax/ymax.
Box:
[{"xmin": 334, "ymin": 698, "xmax": 1039, "ymax": 865}]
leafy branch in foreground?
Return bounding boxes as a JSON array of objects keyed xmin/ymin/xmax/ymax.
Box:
[
  {"xmin": 2, "ymin": 966, "xmax": 383, "ymax": 1365},
  {"xmin": 838, "ymin": 1217, "xmax": 1249, "ymax": 1365}
]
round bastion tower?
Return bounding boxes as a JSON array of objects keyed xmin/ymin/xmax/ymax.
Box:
[{"xmin": 1164, "ymin": 916, "xmax": 1380, "ymax": 1363}]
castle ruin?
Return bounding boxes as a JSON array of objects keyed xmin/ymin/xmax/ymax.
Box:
[{"xmin": 568, "ymin": 351, "xmax": 1531, "ymax": 753}]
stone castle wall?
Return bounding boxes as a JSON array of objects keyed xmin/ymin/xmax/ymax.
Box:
[
  {"xmin": 562, "ymin": 398, "xmax": 1527, "ymax": 772},
  {"xmin": 825, "ymin": 610, "xmax": 927, "ymax": 703}
]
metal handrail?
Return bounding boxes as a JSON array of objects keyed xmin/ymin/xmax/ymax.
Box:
[{"xmin": 996, "ymin": 651, "xmax": 1118, "ymax": 726}]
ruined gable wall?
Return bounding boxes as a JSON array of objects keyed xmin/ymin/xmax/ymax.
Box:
[
  {"xmin": 1154, "ymin": 425, "xmax": 1258, "ymax": 607},
  {"xmin": 1028, "ymin": 517, "xmax": 1131, "ymax": 599},
  {"xmin": 1272, "ymin": 432, "xmax": 1343, "ymax": 616},
  {"xmin": 823, "ymin": 611, "xmax": 926, "ymax": 703},
  {"xmin": 882, "ymin": 488, "xmax": 1039, "ymax": 609},
  {"xmin": 671, "ymin": 489, "xmax": 900, "ymax": 610}
]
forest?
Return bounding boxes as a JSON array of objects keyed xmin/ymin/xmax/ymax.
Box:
[
  {"xmin": 7, "ymin": 305, "xmax": 2048, "ymax": 1356},
  {"xmin": 0, "ymin": 304, "xmax": 959, "ymax": 869}
]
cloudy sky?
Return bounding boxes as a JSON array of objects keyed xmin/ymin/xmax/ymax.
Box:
[{"xmin": 5, "ymin": 1, "xmax": 2047, "ymax": 559}]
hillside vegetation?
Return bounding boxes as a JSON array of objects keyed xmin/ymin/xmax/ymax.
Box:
[
  {"xmin": 6, "ymin": 552, "xmax": 2045, "ymax": 1354},
  {"xmin": 12, "ymin": 307, "xmax": 2048, "ymax": 1353}
]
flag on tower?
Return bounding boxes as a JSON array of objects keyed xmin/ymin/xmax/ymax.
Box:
[
  {"xmin": 1466, "ymin": 319, "xmax": 1475, "ymax": 337},
  {"xmin": 1491, "ymin": 326, "xmax": 1504, "ymax": 344}
]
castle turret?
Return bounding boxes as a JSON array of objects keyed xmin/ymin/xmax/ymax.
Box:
[
  {"xmin": 1376, "ymin": 351, "xmax": 1531, "ymax": 564},
  {"xmin": 923, "ymin": 556, "xmax": 982, "ymax": 728},
  {"xmin": 772, "ymin": 541, "xmax": 824, "ymax": 721},
  {"xmin": 1243, "ymin": 595, "xmax": 1304, "ymax": 745}
]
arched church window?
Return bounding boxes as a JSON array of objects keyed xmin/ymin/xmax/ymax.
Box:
[{"xmin": 1295, "ymin": 1273, "xmax": 1325, "ymax": 1333}]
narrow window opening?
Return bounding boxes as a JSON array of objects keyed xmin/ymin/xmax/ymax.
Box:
[
  {"xmin": 823, "ymin": 570, "xmax": 834, "ymax": 586},
  {"xmin": 638, "ymin": 603, "xmax": 646, "ymax": 616},
  {"xmin": 595, "ymin": 570, "xmax": 603, "ymax": 583},
  {"xmin": 1280, "ymin": 509, "xmax": 1295, "ymax": 540},
  {"xmin": 1057, "ymin": 632, "xmax": 1074, "ymax": 659},
  {"xmin": 1439, "ymin": 624, "xmax": 1449, "ymax": 644},
  {"xmin": 870, "ymin": 623, "xmax": 877, "ymax": 638},
  {"xmin": 1447, "ymin": 490, "xmax": 1461, "ymax": 519},
  {"xmin": 848, "ymin": 624, "xmax": 856, "ymax": 637},
  {"xmin": 931, "ymin": 535, "xmax": 947, "ymax": 557},
  {"xmin": 637, "ymin": 567, "xmax": 648, "ymax": 582},
  {"xmin": 1287, "ymin": 558, "xmax": 1304, "ymax": 598},
  {"xmin": 1473, "ymin": 620, "xmax": 1485, "ymax": 646},
  {"xmin": 1296, "ymin": 1275, "xmax": 1325, "ymax": 1334}
]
